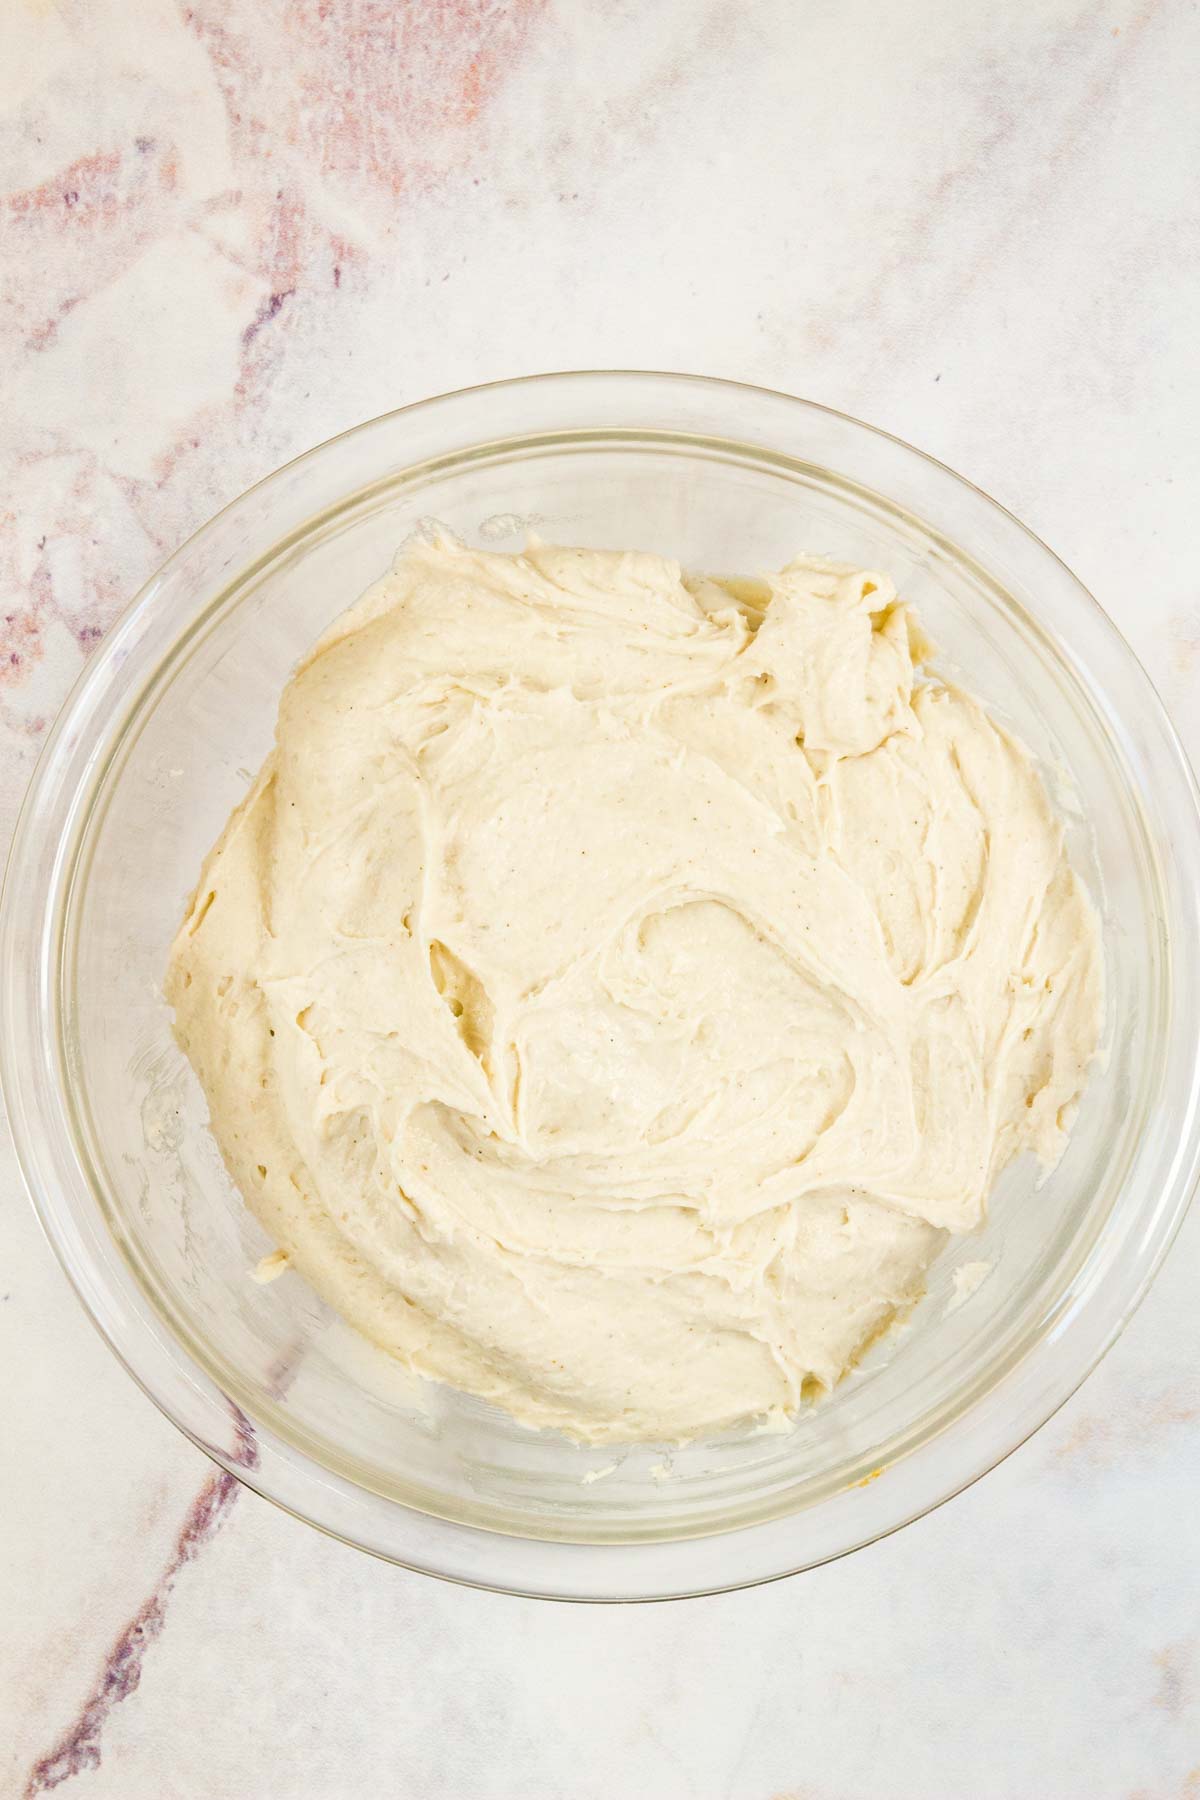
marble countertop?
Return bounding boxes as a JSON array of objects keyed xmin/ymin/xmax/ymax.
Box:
[{"xmin": 3, "ymin": 1, "xmax": 1199, "ymax": 1794}]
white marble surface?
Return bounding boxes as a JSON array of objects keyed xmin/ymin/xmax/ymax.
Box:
[{"xmin": 3, "ymin": 2, "xmax": 1200, "ymax": 1795}]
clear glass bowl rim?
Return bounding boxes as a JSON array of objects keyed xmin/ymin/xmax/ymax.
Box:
[{"xmin": 4, "ymin": 369, "xmax": 1200, "ymax": 1602}]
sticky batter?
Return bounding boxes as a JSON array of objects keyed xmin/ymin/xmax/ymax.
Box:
[{"xmin": 167, "ymin": 539, "xmax": 1102, "ymax": 1443}]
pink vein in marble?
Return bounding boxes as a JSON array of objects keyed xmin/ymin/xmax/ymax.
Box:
[
  {"xmin": 1, "ymin": 0, "xmax": 547, "ymax": 803},
  {"xmin": 24, "ymin": 1413, "xmax": 256, "ymax": 1797}
]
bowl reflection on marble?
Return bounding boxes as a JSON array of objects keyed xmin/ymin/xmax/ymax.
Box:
[{"xmin": 4, "ymin": 372, "xmax": 1199, "ymax": 1601}]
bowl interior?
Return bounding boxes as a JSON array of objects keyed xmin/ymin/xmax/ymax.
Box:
[{"xmin": 57, "ymin": 426, "xmax": 1161, "ymax": 1546}]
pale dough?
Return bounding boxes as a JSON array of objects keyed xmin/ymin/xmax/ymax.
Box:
[{"xmin": 167, "ymin": 539, "xmax": 1102, "ymax": 1444}]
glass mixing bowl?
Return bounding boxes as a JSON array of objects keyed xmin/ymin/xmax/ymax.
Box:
[{"xmin": 4, "ymin": 372, "xmax": 1199, "ymax": 1601}]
